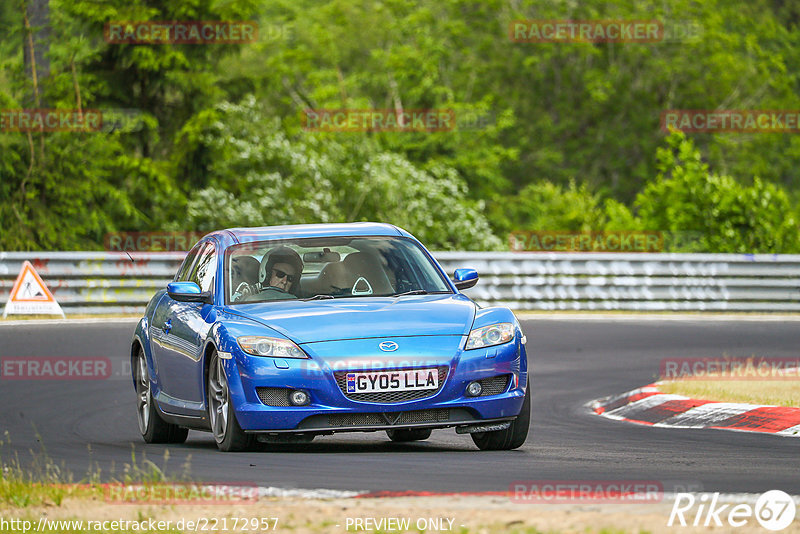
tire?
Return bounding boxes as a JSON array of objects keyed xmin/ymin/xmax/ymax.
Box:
[
  {"xmin": 386, "ymin": 428, "xmax": 432, "ymax": 442},
  {"xmin": 134, "ymin": 348, "xmax": 188, "ymax": 444},
  {"xmin": 471, "ymin": 385, "xmax": 530, "ymax": 451},
  {"xmin": 207, "ymin": 350, "xmax": 253, "ymax": 452}
]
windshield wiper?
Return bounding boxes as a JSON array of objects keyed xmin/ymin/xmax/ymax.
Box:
[
  {"xmin": 301, "ymin": 294, "xmax": 335, "ymax": 301},
  {"xmin": 392, "ymin": 289, "xmax": 430, "ymax": 297}
]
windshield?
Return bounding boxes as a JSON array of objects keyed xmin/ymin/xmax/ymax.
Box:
[{"xmin": 225, "ymin": 236, "xmax": 452, "ymax": 304}]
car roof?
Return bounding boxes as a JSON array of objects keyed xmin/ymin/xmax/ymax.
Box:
[{"xmin": 214, "ymin": 222, "xmax": 412, "ymax": 244}]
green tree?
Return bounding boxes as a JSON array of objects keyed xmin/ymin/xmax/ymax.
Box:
[
  {"xmin": 180, "ymin": 97, "xmax": 502, "ymax": 250},
  {"xmin": 635, "ymin": 131, "xmax": 800, "ymax": 252},
  {"xmin": 498, "ymin": 180, "xmax": 607, "ymax": 233}
]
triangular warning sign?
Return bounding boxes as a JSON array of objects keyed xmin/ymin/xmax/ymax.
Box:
[{"xmin": 2, "ymin": 261, "xmax": 65, "ymax": 318}]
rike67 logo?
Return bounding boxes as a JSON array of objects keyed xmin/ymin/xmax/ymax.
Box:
[{"xmin": 669, "ymin": 490, "xmax": 796, "ymax": 531}]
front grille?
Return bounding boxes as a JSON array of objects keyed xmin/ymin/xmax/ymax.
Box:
[
  {"xmin": 397, "ymin": 408, "xmax": 450, "ymax": 424},
  {"xmin": 327, "ymin": 413, "xmax": 385, "ymax": 427},
  {"xmin": 334, "ymin": 366, "xmax": 449, "ymax": 403},
  {"xmin": 256, "ymin": 387, "xmax": 291, "ymax": 406},
  {"xmin": 478, "ymin": 374, "xmax": 511, "ymax": 396},
  {"xmin": 327, "ymin": 408, "xmax": 451, "ymax": 427}
]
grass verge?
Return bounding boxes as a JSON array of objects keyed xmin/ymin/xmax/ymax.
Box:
[
  {"xmin": 658, "ymin": 379, "xmax": 800, "ymax": 407},
  {"xmin": 0, "ymin": 431, "xmax": 190, "ymax": 508}
]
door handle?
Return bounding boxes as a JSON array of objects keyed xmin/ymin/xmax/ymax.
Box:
[{"xmin": 164, "ymin": 319, "xmax": 172, "ymax": 334}]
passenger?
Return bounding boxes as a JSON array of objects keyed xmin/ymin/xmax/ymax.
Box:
[{"xmin": 230, "ymin": 254, "xmax": 260, "ymax": 301}]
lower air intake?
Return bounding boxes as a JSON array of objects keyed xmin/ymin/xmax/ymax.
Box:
[
  {"xmin": 328, "ymin": 409, "xmax": 451, "ymax": 427},
  {"xmin": 477, "ymin": 375, "xmax": 511, "ymax": 396},
  {"xmin": 256, "ymin": 387, "xmax": 291, "ymax": 407}
]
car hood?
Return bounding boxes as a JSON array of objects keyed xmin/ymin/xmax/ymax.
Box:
[{"xmin": 224, "ymin": 294, "xmax": 476, "ymax": 344}]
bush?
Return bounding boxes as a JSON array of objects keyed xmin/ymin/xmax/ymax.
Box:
[
  {"xmin": 182, "ymin": 97, "xmax": 502, "ymax": 250},
  {"xmin": 634, "ymin": 131, "xmax": 800, "ymax": 253}
]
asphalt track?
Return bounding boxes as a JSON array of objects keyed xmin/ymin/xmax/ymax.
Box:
[{"xmin": 1, "ymin": 318, "xmax": 798, "ymax": 494}]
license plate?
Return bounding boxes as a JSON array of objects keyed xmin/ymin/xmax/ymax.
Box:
[{"xmin": 346, "ymin": 368, "xmax": 439, "ymax": 394}]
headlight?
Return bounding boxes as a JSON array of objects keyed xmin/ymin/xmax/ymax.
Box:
[
  {"xmin": 465, "ymin": 323, "xmax": 515, "ymax": 350},
  {"xmin": 237, "ymin": 336, "xmax": 308, "ymax": 359}
]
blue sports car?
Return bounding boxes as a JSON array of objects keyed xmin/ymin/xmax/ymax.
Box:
[{"xmin": 131, "ymin": 223, "xmax": 529, "ymax": 451}]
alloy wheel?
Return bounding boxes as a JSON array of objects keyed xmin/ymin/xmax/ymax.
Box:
[{"xmin": 208, "ymin": 357, "xmax": 230, "ymax": 442}]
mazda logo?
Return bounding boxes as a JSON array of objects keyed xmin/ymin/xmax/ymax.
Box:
[{"xmin": 379, "ymin": 341, "xmax": 398, "ymax": 352}]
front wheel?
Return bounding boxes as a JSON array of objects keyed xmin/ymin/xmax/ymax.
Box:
[
  {"xmin": 471, "ymin": 386, "xmax": 530, "ymax": 451},
  {"xmin": 207, "ymin": 350, "xmax": 253, "ymax": 452},
  {"xmin": 135, "ymin": 348, "xmax": 188, "ymax": 444}
]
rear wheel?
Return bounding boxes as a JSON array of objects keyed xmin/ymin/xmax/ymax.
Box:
[
  {"xmin": 471, "ymin": 385, "xmax": 530, "ymax": 451},
  {"xmin": 386, "ymin": 428, "xmax": 432, "ymax": 442},
  {"xmin": 135, "ymin": 348, "xmax": 188, "ymax": 444},
  {"xmin": 208, "ymin": 350, "xmax": 253, "ymax": 452}
]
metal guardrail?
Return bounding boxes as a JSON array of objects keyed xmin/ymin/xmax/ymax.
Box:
[
  {"xmin": 1, "ymin": 251, "xmax": 799, "ymax": 315},
  {"xmin": 0, "ymin": 252, "xmax": 183, "ymax": 316},
  {"xmin": 435, "ymin": 252, "xmax": 800, "ymax": 311}
]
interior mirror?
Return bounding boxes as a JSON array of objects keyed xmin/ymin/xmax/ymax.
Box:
[
  {"xmin": 167, "ymin": 281, "xmax": 212, "ymax": 304},
  {"xmin": 304, "ymin": 248, "xmax": 341, "ymax": 263},
  {"xmin": 453, "ymin": 268, "xmax": 479, "ymax": 290}
]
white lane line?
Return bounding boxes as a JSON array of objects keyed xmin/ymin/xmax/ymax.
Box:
[
  {"xmin": 253, "ymin": 488, "xmax": 800, "ymax": 502},
  {"xmin": 776, "ymin": 424, "xmax": 800, "ymax": 437},
  {"xmin": 517, "ymin": 313, "xmax": 800, "ymax": 322},
  {"xmin": 0, "ymin": 317, "xmax": 140, "ymax": 326},
  {"xmin": 255, "ymin": 486, "xmax": 366, "ymax": 499}
]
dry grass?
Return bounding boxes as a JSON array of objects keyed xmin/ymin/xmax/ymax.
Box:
[{"xmin": 658, "ymin": 379, "xmax": 800, "ymax": 407}]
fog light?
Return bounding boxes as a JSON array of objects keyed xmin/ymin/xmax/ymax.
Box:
[
  {"xmin": 289, "ymin": 390, "xmax": 310, "ymax": 406},
  {"xmin": 466, "ymin": 381, "xmax": 482, "ymax": 397}
]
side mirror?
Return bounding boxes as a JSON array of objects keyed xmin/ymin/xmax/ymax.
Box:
[
  {"xmin": 453, "ymin": 268, "xmax": 479, "ymax": 290},
  {"xmin": 167, "ymin": 282, "xmax": 212, "ymax": 304}
]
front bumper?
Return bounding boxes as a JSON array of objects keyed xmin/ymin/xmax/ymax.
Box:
[
  {"xmin": 249, "ymin": 411, "xmax": 516, "ymax": 435},
  {"xmin": 223, "ymin": 334, "xmax": 528, "ymax": 432}
]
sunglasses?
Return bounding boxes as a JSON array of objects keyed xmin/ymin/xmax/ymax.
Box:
[{"xmin": 272, "ymin": 268, "xmax": 296, "ymax": 283}]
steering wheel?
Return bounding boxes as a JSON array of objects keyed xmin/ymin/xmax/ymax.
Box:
[
  {"xmin": 232, "ymin": 281, "xmax": 255, "ymax": 302},
  {"xmin": 261, "ymin": 285, "xmax": 288, "ymax": 293}
]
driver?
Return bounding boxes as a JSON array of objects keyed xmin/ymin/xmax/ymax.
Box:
[{"xmin": 260, "ymin": 246, "xmax": 303, "ymax": 297}]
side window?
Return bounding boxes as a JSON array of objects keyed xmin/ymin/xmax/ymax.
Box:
[
  {"xmin": 190, "ymin": 243, "xmax": 217, "ymax": 294},
  {"xmin": 175, "ymin": 242, "xmax": 203, "ymax": 282}
]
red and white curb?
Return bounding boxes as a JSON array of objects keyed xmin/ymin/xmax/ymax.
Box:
[{"xmin": 590, "ymin": 384, "xmax": 800, "ymax": 437}]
